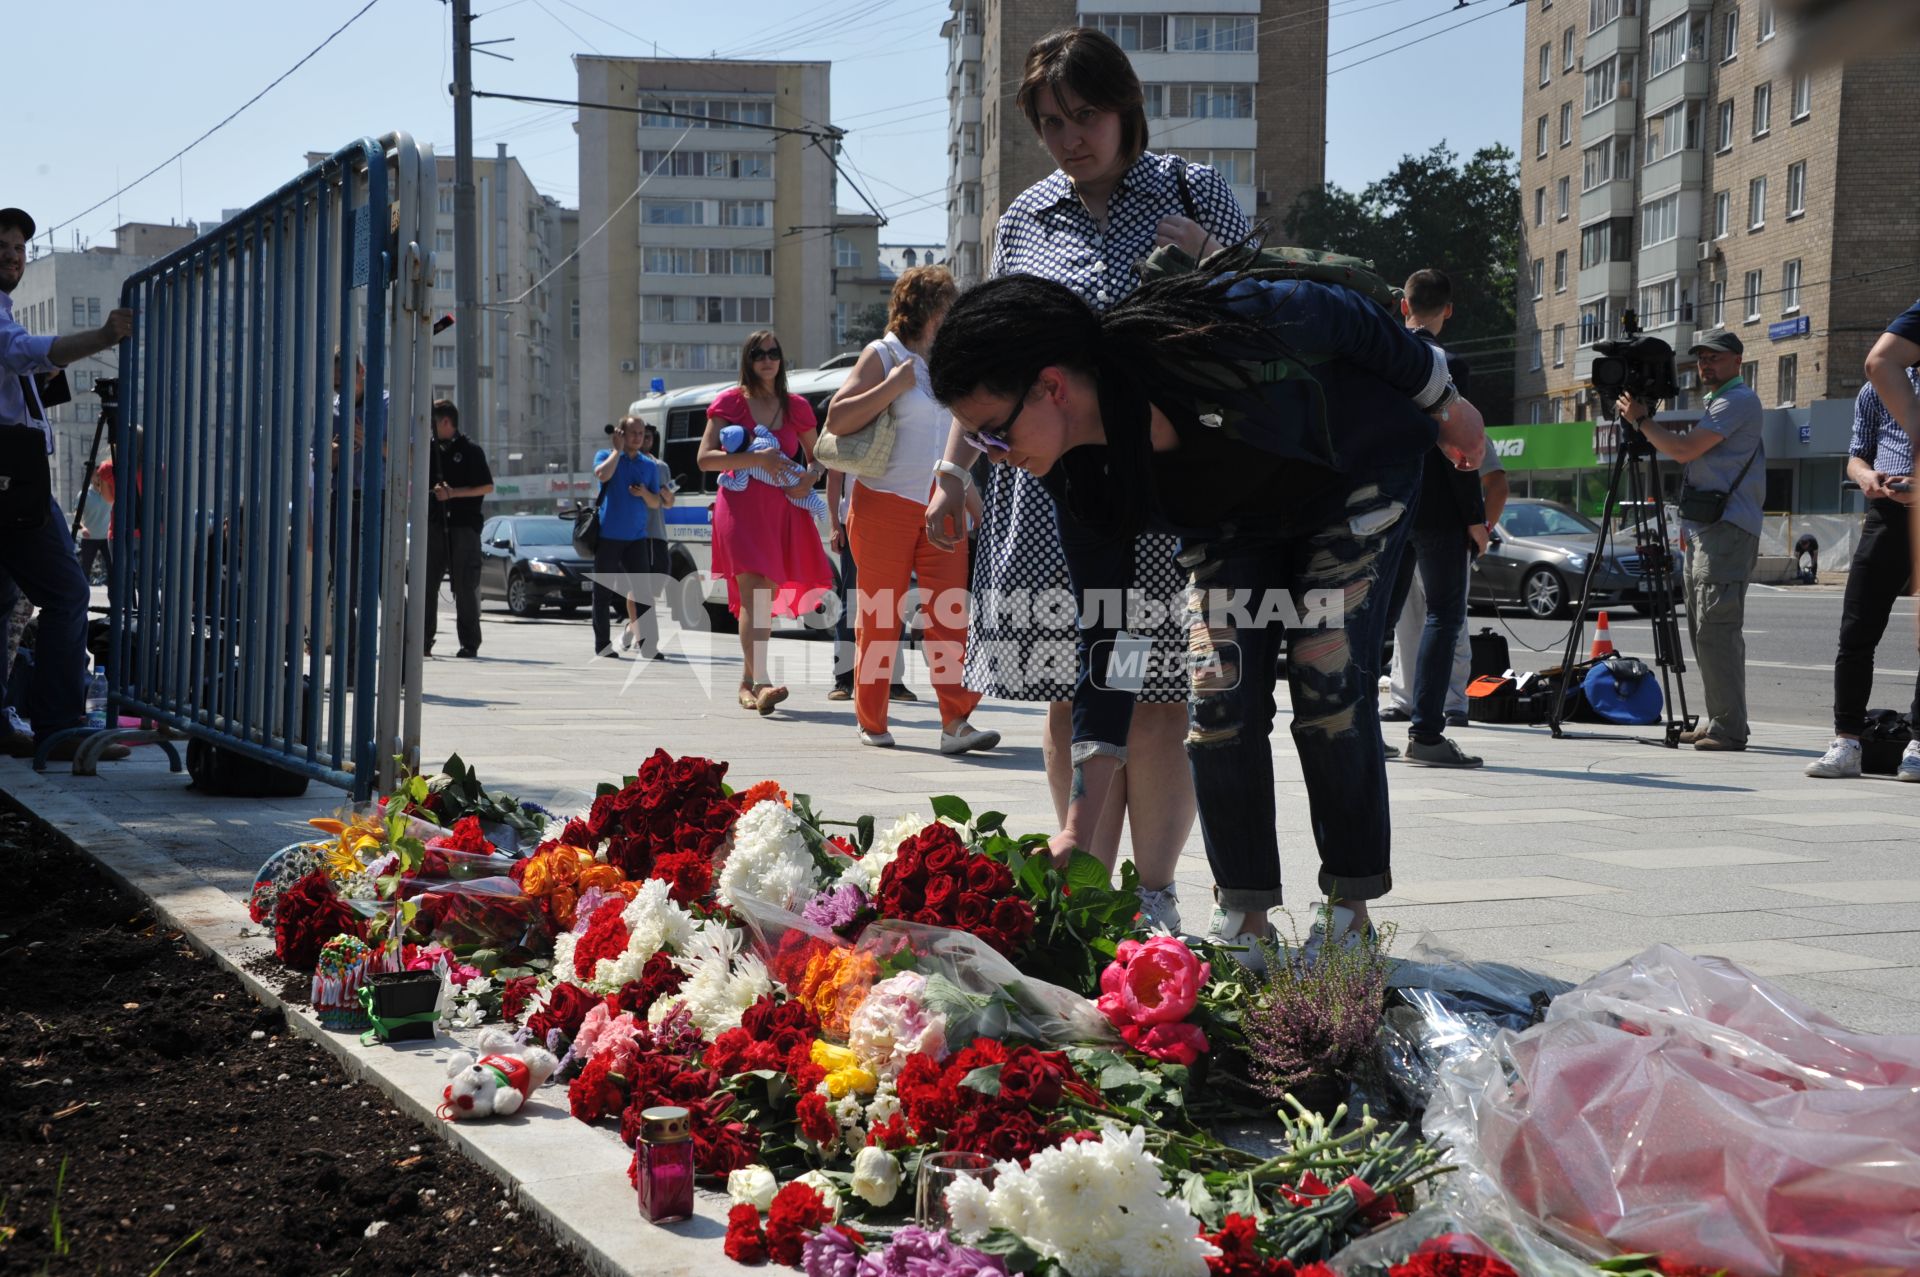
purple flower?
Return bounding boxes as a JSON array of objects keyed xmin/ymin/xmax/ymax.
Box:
[
  {"xmin": 802, "ymin": 881, "xmax": 869, "ymax": 933},
  {"xmin": 854, "ymin": 1228, "xmax": 1008, "ymax": 1277},
  {"xmin": 803, "ymin": 1225, "xmax": 864, "ymax": 1277}
]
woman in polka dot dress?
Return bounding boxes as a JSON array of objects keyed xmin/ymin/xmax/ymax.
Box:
[{"xmin": 924, "ymin": 26, "xmax": 1250, "ymax": 931}]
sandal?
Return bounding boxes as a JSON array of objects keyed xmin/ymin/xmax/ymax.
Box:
[
  {"xmin": 754, "ymin": 684, "xmax": 789, "ymax": 716},
  {"xmin": 738, "ymin": 683, "xmax": 760, "ymax": 711}
]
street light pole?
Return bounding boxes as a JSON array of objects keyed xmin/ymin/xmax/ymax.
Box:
[{"xmin": 451, "ymin": 0, "xmax": 481, "ymax": 441}]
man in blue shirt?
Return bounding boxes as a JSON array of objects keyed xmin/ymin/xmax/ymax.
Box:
[
  {"xmin": 1808, "ymin": 311, "xmax": 1920, "ymax": 780},
  {"xmin": 1617, "ymin": 331, "xmax": 1765, "ymax": 751},
  {"xmin": 590, "ymin": 417, "xmax": 668, "ymax": 659},
  {"xmin": 0, "ymin": 206, "xmax": 132, "ymax": 761}
]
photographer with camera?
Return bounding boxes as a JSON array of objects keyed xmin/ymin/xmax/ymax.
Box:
[
  {"xmin": 1615, "ymin": 332, "xmax": 1764, "ymax": 752},
  {"xmin": 0, "ymin": 206, "xmax": 131, "ymax": 762}
]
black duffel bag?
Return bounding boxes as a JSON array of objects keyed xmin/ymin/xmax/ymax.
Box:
[{"xmin": 1860, "ymin": 709, "xmax": 1914, "ymax": 776}]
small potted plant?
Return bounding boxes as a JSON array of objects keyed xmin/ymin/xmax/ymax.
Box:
[{"xmin": 1241, "ymin": 905, "xmax": 1397, "ymax": 1115}]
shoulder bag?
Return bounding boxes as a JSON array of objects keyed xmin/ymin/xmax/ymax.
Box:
[
  {"xmin": 1675, "ymin": 436, "xmax": 1761, "ymax": 525},
  {"xmin": 815, "ymin": 343, "xmax": 901, "ymax": 479},
  {"xmin": 570, "ymin": 472, "xmax": 611, "ymax": 558}
]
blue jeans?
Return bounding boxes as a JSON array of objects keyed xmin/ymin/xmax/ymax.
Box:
[
  {"xmin": 0, "ymin": 497, "xmax": 91, "ymax": 737},
  {"xmin": 1182, "ymin": 465, "xmax": 1418, "ymax": 912},
  {"xmin": 1385, "ymin": 523, "xmax": 1471, "ymax": 742}
]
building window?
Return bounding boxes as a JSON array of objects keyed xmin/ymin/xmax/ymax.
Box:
[
  {"xmin": 1582, "ymin": 135, "xmax": 1633, "ymax": 190},
  {"xmin": 1758, "ymin": 1, "xmax": 1776, "ymax": 41},
  {"xmin": 1530, "ymin": 330, "xmax": 1543, "ymax": 371},
  {"xmin": 435, "ymin": 269, "xmax": 454, "ymax": 290},
  {"xmin": 1560, "ymin": 102, "xmax": 1574, "ymax": 145},
  {"xmin": 1579, "ymin": 297, "xmax": 1617, "ymax": 346},
  {"xmin": 1581, "ymin": 217, "xmax": 1634, "ymax": 268},
  {"xmin": 1711, "ymin": 278, "xmax": 1726, "ymax": 327},
  {"xmin": 1715, "ymin": 99, "xmax": 1735, "ymax": 152},
  {"xmin": 1584, "ymin": 55, "xmax": 1635, "ymax": 112},
  {"xmin": 1171, "ymin": 15, "xmax": 1254, "ymax": 51},
  {"xmin": 642, "ymin": 199, "xmax": 706, "ymax": 225},
  {"xmin": 1554, "ymin": 249, "xmax": 1569, "ymax": 292},
  {"xmin": 1534, "ymin": 187, "xmax": 1546, "ymax": 226},
  {"xmin": 1537, "ymin": 115, "xmax": 1549, "ymax": 158},
  {"xmin": 1533, "ymin": 258, "xmax": 1546, "ymax": 299},
  {"xmin": 1145, "ymin": 83, "xmax": 1256, "ymax": 118},
  {"xmin": 1083, "ymin": 13, "xmax": 1167, "ymax": 51},
  {"xmin": 1553, "ymin": 324, "xmax": 1566, "ymax": 366},
  {"xmin": 1557, "ymin": 176, "xmax": 1571, "ymax": 220},
  {"xmin": 1638, "ymin": 277, "xmax": 1679, "ymax": 327},
  {"xmin": 835, "ymin": 237, "xmax": 860, "ymax": 269},
  {"xmin": 1588, "ymin": 0, "xmax": 1624, "ymax": 33},
  {"xmin": 639, "ymin": 96, "xmax": 774, "ymax": 130},
  {"xmin": 438, "ymin": 187, "xmax": 454, "ymax": 214},
  {"xmin": 432, "ymin": 346, "xmax": 456, "ymax": 369},
  {"xmin": 570, "ymin": 298, "xmax": 579, "ymax": 342},
  {"xmin": 1748, "ymin": 175, "xmax": 1767, "ymax": 229},
  {"xmin": 1752, "ymin": 82, "xmax": 1772, "ymax": 137},
  {"xmin": 1640, "ymin": 192, "xmax": 1681, "ymax": 247},
  {"xmin": 1744, "ymin": 269, "xmax": 1763, "ymax": 321},
  {"xmin": 1741, "ymin": 359, "xmax": 1759, "ymax": 386},
  {"xmin": 1645, "ymin": 99, "xmax": 1701, "ymax": 164},
  {"xmin": 1777, "ymin": 353, "xmax": 1796, "ymax": 404},
  {"xmin": 718, "ymin": 199, "xmax": 769, "ymax": 227},
  {"xmin": 1540, "ymin": 43, "xmax": 1552, "ymax": 86},
  {"xmin": 1186, "ymin": 148, "xmax": 1255, "ymax": 185},
  {"xmin": 1563, "ymin": 26, "xmax": 1576, "ymax": 70},
  {"xmin": 72, "ymin": 297, "xmax": 87, "ymax": 329},
  {"xmin": 1714, "ymin": 189, "xmax": 1731, "ymax": 238},
  {"xmin": 1649, "ymin": 13, "xmax": 1707, "ymax": 76},
  {"xmin": 1531, "ymin": 399, "xmax": 1546, "ymax": 424},
  {"xmin": 1792, "ymin": 72, "xmax": 1812, "ymax": 120},
  {"xmin": 1722, "ymin": 6, "xmax": 1739, "ymax": 61},
  {"xmin": 1785, "ymin": 161, "xmax": 1806, "ymax": 217},
  {"xmin": 1781, "ymin": 258, "xmax": 1801, "ymax": 313},
  {"xmin": 88, "ymin": 298, "xmax": 101, "ymax": 327}
]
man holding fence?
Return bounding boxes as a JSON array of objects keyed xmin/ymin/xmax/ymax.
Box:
[{"xmin": 0, "ymin": 206, "xmax": 130, "ymax": 761}]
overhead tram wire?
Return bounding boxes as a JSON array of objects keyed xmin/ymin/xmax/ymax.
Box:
[
  {"xmin": 41, "ymin": 0, "xmax": 384, "ymax": 240},
  {"xmin": 1331, "ymin": 2, "xmax": 1518, "ymax": 73}
]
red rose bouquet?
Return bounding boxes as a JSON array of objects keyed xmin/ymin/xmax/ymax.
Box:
[
  {"xmin": 895, "ymin": 1036, "xmax": 1095, "ymax": 1162},
  {"xmin": 872, "ymin": 823, "xmax": 1034, "ymax": 959},
  {"xmin": 581, "ymin": 749, "xmax": 733, "ymax": 882}
]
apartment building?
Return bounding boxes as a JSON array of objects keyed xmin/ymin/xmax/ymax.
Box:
[
  {"xmin": 10, "ymin": 222, "xmax": 198, "ymax": 506},
  {"xmin": 942, "ymin": 0, "xmax": 1327, "ymax": 288},
  {"xmin": 1516, "ymin": 0, "xmax": 1920, "ymax": 441},
  {"xmin": 576, "ymin": 56, "xmax": 834, "ymax": 440}
]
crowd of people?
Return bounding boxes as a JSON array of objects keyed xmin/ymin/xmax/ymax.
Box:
[{"xmin": 5, "ymin": 24, "xmax": 1918, "ymax": 961}]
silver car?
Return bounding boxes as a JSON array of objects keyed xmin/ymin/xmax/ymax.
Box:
[{"xmin": 1470, "ymin": 499, "xmax": 1683, "ymax": 620}]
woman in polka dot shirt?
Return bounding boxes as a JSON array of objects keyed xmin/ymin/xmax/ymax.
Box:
[{"xmin": 925, "ymin": 27, "xmax": 1249, "ymax": 933}]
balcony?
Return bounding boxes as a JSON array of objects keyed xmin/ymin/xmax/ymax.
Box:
[
  {"xmin": 1585, "ymin": 15, "xmax": 1642, "ymax": 63},
  {"xmin": 1643, "ymin": 57, "xmax": 1709, "ymax": 110},
  {"xmin": 1578, "ymin": 260, "xmax": 1633, "ymax": 303},
  {"xmin": 1641, "ymin": 148, "xmax": 1705, "ymax": 196},
  {"xmin": 1637, "ymin": 233, "xmax": 1700, "ymax": 281},
  {"xmin": 954, "ymin": 94, "xmax": 981, "ymax": 126},
  {"xmin": 1641, "ymin": 311, "xmax": 1696, "ymax": 356},
  {"xmin": 952, "ymin": 31, "xmax": 981, "ymax": 67},
  {"xmin": 952, "ymin": 152, "xmax": 980, "ymax": 185},
  {"xmin": 1646, "ymin": 0, "xmax": 1714, "ymax": 28},
  {"xmin": 1580, "ymin": 180, "xmax": 1636, "ymax": 223},
  {"xmin": 1580, "ymin": 96, "xmax": 1637, "ymax": 143}
]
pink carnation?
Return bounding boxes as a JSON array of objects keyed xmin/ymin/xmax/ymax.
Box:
[{"xmin": 572, "ymin": 1001, "xmax": 640, "ymax": 1063}]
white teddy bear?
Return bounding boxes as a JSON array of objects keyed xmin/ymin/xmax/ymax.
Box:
[{"xmin": 439, "ymin": 1028, "xmax": 560, "ymax": 1120}]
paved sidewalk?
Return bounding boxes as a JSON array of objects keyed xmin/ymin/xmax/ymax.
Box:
[{"xmin": 10, "ymin": 607, "xmax": 1920, "ymax": 1032}]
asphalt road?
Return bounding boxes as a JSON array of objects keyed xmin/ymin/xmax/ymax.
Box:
[{"xmin": 1468, "ymin": 585, "xmax": 1920, "ymax": 731}]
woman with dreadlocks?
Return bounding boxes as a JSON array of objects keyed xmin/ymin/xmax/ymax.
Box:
[{"xmin": 926, "ymin": 253, "xmax": 1485, "ymax": 967}]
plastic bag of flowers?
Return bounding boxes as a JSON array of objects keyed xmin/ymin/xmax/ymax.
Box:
[
  {"xmin": 1322, "ymin": 1176, "xmax": 1602, "ymax": 1277},
  {"xmin": 1424, "ymin": 944, "xmax": 1920, "ymax": 1277}
]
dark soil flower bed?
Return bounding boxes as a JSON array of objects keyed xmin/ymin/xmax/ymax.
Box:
[{"xmin": 0, "ymin": 794, "xmax": 592, "ymax": 1276}]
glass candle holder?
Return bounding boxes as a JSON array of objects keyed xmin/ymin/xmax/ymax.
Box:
[
  {"xmin": 636, "ymin": 1105, "xmax": 694, "ymax": 1225},
  {"xmin": 914, "ymin": 1151, "xmax": 997, "ymax": 1232}
]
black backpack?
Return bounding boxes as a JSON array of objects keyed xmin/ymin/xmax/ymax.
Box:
[{"xmin": 1860, "ymin": 709, "xmax": 1913, "ymax": 775}]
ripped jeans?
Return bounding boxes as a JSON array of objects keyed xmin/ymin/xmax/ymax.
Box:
[{"xmin": 1181, "ymin": 465, "xmax": 1418, "ymax": 914}]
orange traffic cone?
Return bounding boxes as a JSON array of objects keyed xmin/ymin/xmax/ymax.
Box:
[{"xmin": 1589, "ymin": 610, "xmax": 1616, "ymax": 660}]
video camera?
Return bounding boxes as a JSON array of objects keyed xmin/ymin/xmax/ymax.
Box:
[{"xmin": 1589, "ymin": 309, "xmax": 1679, "ymax": 411}]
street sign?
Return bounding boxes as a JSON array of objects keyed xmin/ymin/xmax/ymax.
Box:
[
  {"xmin": 1768, "ymin": 315, "xmax": 1811, "ymax": 340},
  {"xmin": 1798, "ymin": 424, "xmax": 1812, "ymax": 445}
]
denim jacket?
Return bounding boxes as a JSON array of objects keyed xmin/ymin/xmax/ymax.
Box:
[{"xmin": 1047, "ymin": 277, "xmax": 1448, "ymax": 761}]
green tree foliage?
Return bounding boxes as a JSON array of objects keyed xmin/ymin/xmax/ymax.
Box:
[
  {"xmin": 1284, "ymin": 142, "xmax": 1520, "ymax": 424},
  {"xmin": 843, "ymin": 302, "xmax": 891, "ymax": 350}
]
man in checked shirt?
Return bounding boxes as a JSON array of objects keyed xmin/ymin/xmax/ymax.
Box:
[{"xmin": 1805, "ymin": 314, "xmax": 1920, "ymax": 782}]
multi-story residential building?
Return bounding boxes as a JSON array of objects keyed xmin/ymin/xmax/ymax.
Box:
[
  {"xmin": 576, "ymin": 55, "xmax": 835, "ymax": 451},
  {"xmin": 878, "ymin": 243, "xmax": 947, "ymax": 276},
  {"xmin": 942, "ymin": 0, "xmax": 1327, "ymax": 288},
  {"xmin": 11, "ymin": 222, "xmax": 198, "ymax": 507},
  {"xmin": 1516, "ymin": 0, "xmax": 1920, "ymax": 483},
  {"xmin": 830, "ymin": 213, "xmax": 894, "ymax": 355}
]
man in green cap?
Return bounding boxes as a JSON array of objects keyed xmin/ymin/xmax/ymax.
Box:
[{"xmin": 1616, "ymin": 331, "xmax": 1764, "ymax": 751}]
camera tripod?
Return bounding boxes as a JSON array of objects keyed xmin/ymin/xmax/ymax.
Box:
[{"xmin": 1546, "ymin": 408, "xmax": 1696, "ymax": 746}]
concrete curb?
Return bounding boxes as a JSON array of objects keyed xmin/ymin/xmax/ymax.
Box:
[{"xmin": 0, "ymin": 769, "xmax": 749, "ymax": 1277}]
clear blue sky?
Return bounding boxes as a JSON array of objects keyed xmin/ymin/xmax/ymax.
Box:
[{"xmin": 13, "ymin": 0, "xmax": 1522, "ymax": 253}]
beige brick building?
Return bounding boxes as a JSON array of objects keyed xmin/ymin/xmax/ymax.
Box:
[
  {"xmin": 942, "ymin": 0, "xmax": 1327, "ymax": 288},
  {"xmin": 1515, "ymin": 0, "xmax": 1920, "ymax": 451}
]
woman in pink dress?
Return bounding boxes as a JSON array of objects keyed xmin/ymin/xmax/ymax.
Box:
[{"xmin": 698, "ymin": 329, "xmax": 835, "ymax": 714}]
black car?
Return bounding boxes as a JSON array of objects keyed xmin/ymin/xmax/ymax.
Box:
[
  {"xmin": 1470, "ymin": 499, "xmax": 1684, "ymax": 620},
  {"xmin": 478, "ymin": 515, "xmax": 594, "ymax": 616}
]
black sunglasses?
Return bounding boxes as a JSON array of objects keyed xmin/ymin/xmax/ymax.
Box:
[
  {"xmin": 960, "ymin": 377, "xmax": 1034, "ymax": 455},
  {"xmin": 750, "ymin": 346, "xmax": 783, "ymax": 362}
]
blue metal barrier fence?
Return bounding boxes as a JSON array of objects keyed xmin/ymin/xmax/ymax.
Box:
[{"xmin": 96, "ymin": 135, "xmax": 433, "ymax": 799}]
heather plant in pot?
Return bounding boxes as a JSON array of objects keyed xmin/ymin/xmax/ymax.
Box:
[{"xmin": 1242, "ymin": 906, "xmax": 1397, "ymax": 1114}]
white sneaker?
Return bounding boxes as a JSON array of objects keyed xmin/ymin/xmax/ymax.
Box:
[
  {"xmin": 1300, "ymin": 903, "xmax": 1378, "ymax": 965},
  {"xmin": 1137, "ymin": 885, "xmax": 1182, "ymax": 934},
  {"xmin": 1897, "ymin": 741, "xmax": 1920, "ymax": 783},
  {"xmin": 1805, "ymin": 737, "xmax": 1862, "ymax": 779},
  {"xmin": 1205, "ymin": 905, "xmax": 1271, "ymax": 974},
  {"xmin": 858, "ymin": 729, "xmax": 895, "ymax": 748},
  {"xmin": 939, "ymin": 724, "xmax": 1001, "ymax": 755}
]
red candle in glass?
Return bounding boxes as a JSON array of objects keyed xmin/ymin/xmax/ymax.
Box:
[{"xmin": 637, "ymin": 1105, "xmax": 694, "ymax": 1225}]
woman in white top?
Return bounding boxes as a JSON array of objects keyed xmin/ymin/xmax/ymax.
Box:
[{"xmin": 823, "ymin": 266, "xmax": 999, "ymax": 755}]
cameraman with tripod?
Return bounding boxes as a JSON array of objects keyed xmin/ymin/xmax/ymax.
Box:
[{"xmin": 1616, "ymin": 332, "xmax": 1764, "ymax": 752}]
